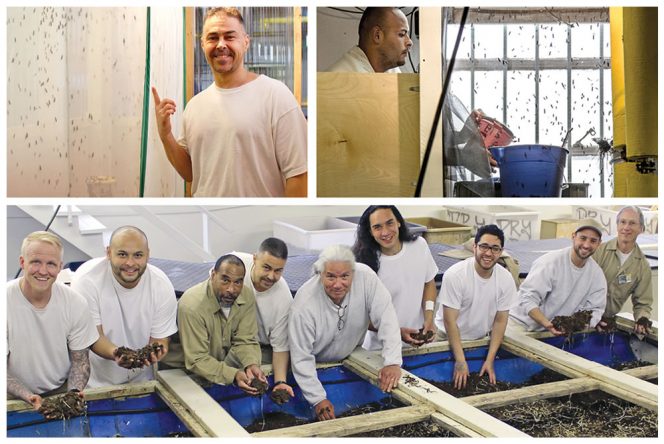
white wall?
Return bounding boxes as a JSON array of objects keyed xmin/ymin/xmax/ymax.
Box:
[{"xmin": 317, "ymin": 7, "xmax": 420, "ymax": 73}]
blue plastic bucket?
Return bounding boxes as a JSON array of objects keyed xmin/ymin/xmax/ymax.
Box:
[{"xmin": 490, "ymin": 145, "xmax": 568, "ymax": 197}]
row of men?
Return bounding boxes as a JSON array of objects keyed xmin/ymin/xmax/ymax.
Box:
[{"xmin": 8, "ymin": 205, "xmax": 652, "ymax": 422}]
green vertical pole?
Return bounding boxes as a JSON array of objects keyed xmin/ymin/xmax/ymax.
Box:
[{"xmin": 139, "ymin": 7, "xmax": 151, "ymax": 197}]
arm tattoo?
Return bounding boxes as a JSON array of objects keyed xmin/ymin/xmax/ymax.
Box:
[
  {"xmin": 67, "ymin": 348, "xmax": 91, "ymax": 391},
  {"xmin": 7, "ymin": 372, "xmax": 35, "ymax": 403}
]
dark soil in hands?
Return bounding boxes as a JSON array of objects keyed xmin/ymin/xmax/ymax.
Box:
[
  {"xmin": 269, "ymin": 388, "xmax": 290, "ymax": 405},
  {"xmin": 551, "ymin": 310, "xmax": 593, "ymax": 337},
  {"xmin": 114, "ymin": 343, "xmax": 164, "ymax": 369},
  {"xmin": 635, "ymin": 317, "xmax": 653, "ymax": 330},
  {"xmin": 250, "ymin": 378, "xmax": 269, "ymax": 396},
  {"xmin": 411, "ymin": 328, "xmax": 434, "ymax": 344},
  {"xmin": 39, "ymin": 391, "xmax": 86, "ymax": 420},
  {"xmin": 599, "ymin": 316, "xmax": 618, "ymax": 333}
]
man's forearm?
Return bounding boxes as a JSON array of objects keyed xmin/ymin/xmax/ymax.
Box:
[
  {"xmin": 159, "ymin": 132, "xmax": 193, "ymax": 182},
  {"xmin": 7, "ymin": 372, "xmax": 36, "ymax": 403},
  {"xmin": 271, "ymin": 351, "xmax": 290, "ymax": 383},
  {"xmin": 486, "ymin": 312, "xmax": 509, "ymax": 362},
  {"xmin": 421, "ymin": 280, "xmax": 437, "ymax": 325},
  {"xmin": 91, "ymin": 333, "xmax": 118, "ymax": 360},
  {"xmin": 285, "ymin": 172, "xmax": 307, "ymax": 197},
  {"xmin": 67, "ymin": 349, "xmax": 91, "ymax": 391}
]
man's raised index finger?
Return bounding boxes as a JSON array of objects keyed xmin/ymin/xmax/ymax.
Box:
[{"xmin": 151, "ymin": 87, "xmax": 161, "ymax": 105}]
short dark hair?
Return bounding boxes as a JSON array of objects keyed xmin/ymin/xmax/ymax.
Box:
[
  {"xmin": 214, "ymin": 253, "xmax": 246, "ymax": 273},
  {"xmin": 258, "ymin": 237, "xmax": 288, "ymax": 260},
  {"xmin": 203, "ymin": 7, "xmax": 244, "ymax": 27},
  {"xmin": 352, "ymin": 205, "xmax": 416, "ymax": 272},
  {"xmin": 474, "ymin": 224, "xmax": 505, "ymax": 248},
  {"xmin": 358, "ymin": 7, "xmax": 399, "ymax": 42}
]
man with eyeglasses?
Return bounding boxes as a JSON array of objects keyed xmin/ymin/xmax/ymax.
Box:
[
  {"xmin": 289, "ymin": 245, "xmax": 402, "ymax": 421},
  {"xmin": 509, "ymin": 219, "xmax": 607, "ymax": 335},
  {"xmin": 165, "ymin": 254, "xmax": 267, "ymax": 395},
  {"xmin": 593, "ymin": 206, "xmax": 653, "ymax": 335},
  {"xmin": 434, "ymin": 225, "xmax": 517, "ymax": 390}
]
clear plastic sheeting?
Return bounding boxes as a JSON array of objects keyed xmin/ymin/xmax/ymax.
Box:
[
  {"xmin": 7, "ymin": 7, "xmax": 184, "ymax": 197},
  {"xmin": 146, "ymin": 7, "xmax": 185, "ymax": 197},
  {"xmin": 442, "ymin": 94, "xmax": 494, "ymax": 197}
]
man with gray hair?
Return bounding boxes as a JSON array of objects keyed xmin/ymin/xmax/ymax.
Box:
[
  {"xmin": 289, "ymin": 244, "xmax": 402, "ymax": 421},
  {"xmin": 593, "ymin": 206, "xmax": 653, "ymax": 334},
  {"xmin": 71, "ymin": 226, "xmax": 178, "ymax": 388},
  {"xmin": 7, "ymin": 231, "xmax": 98, "ymax": 410}
]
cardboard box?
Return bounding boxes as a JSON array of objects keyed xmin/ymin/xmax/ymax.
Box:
[
  {"xmin": 443, "ymin": 206, "xmax": 540, "ymax": 241},
  {"xmin": 406, "ymin": 217, "xmax": 472, "ymax": 245}
]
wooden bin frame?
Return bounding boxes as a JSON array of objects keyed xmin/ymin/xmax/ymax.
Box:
[{"xmin": 6, "ymin": 316, "xmax": 657, "ymax": 437}]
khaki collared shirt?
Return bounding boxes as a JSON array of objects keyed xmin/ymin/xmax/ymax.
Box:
[
  {"xmin": 175, "ymin": 279, "xmax": 260, "ymax": 385},
  {"xmin": 594, "ymin": 238, "xmax": 653, "ymax": 320}
]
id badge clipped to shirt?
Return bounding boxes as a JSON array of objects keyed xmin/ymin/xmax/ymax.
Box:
[{"xmin": 617, "ymin": 273, "xmax": 632, "ymax": 285}]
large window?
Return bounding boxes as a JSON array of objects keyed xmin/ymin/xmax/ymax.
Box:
[{"xmin": 446, "ymin": 8, "xmax": 612, "ymax": 197}]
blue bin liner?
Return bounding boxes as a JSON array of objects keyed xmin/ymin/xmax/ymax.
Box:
[
  {"xmin": 490, "ymin": 145, "xmax": 568, "ymax": 197},
  {"xmin": 7, "ymin": 392, "xmax": 188, "ymax": 437},
  {"xmin": 403, "ymin": 347, "xmax": 551, "ymax": 384},
  {"xmin": 206, "ymin": 367, "xmax": 402, "ymax": 427}
]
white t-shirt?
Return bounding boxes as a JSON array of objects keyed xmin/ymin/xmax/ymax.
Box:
[
  {"xmin": 233, "ymin": 252, "xmax": 292, "ymax": 352},
  {"xmin": 509, "ymin": 247, "xmax": 607, "ymax": 331},
  {"xmin": 177, "ymin": 75, "xmax": 307, "ymax": 197},
  {"xmin": 7, "ymin": 279, "xmax": 99, "ymax": 394},
  {"xmin": 71, "ymin": 258, "xmax": 178, "ymax": 388},
  {"xmin": 327, "ymin": 46, "xmax": 401, "ymax": 73},
  {"xmin": 363, "ymin": 237, "xmax": 438, "ymax": 350},
  {"xmin": 434, "ymin": 258, "xmax": 517, "ymax": 340}
]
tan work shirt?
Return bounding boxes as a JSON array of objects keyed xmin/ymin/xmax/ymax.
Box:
[
  {"xmin": 594, "ymin": 238, "xmax": 653, "ymax": 320},
  {"xmin": 176, "ymin": 279, "xmax": 260, "ymax": 385}
]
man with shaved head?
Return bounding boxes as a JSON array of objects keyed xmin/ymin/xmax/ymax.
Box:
[
  {"xmin": 71, "ymin": 226, "xmax": 178, "ymax": 387},
  {"xmin": 327, "ymin": 7, "xmax": 413, "ymax": 73}
]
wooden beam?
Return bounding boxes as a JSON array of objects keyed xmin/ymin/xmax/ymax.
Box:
[
  {"xmin": 430, "ymin": 412, "xmax": 483, "ymax": 437},
  {"xmin": 253, "ymin": 404, "xmax": 433, "ymax": 437},
  {"xmin": 7, "ymin": 381, "xmax": 158, "ymax": 412},
  {"xmin": 504, "ymin": 331, "xmax": 658, "ymax": 405},
  {"xmin": 402, "ymin": 338, "xmax": 489, "ymax": 357},
  {"xmin": 464, "ymin": 377, "xmax": 599, "ymax": 410},
  {"xmin": 345, "ymin": 348, "xmax": 527, "ymax": 437},
  {"xmin": 155, "ymin": 382, "xmax": 211, "ymax": 437},
  {"xmin": 622, "ymin": 364, "xmax": 658, "ymax": 380},
  {"xmin": 157, "ymin": 369, "xmax": 249, "ymax": 437}
]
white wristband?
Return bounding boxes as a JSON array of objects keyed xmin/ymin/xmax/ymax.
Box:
[{"xmin": 425, "ymin": 301, "xmax": 435, "ymax": 311}]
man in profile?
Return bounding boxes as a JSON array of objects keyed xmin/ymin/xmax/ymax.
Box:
[
  {"xmin": 327, "ymin": 7, "xmax": 413, "ymax": 73},
  {"xmin": 152, "ymin": 7, "xmax": 307, "ymax": 197}
]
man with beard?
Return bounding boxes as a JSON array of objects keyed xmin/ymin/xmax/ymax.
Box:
[
  {"xmin": 289, "ymin": 245, "xmax": 402, "ymax": 421},
  {"xmin": 594, "ymin": 206, "xmax": 653, "ymax": 334},
  {"xmin": 8, "ymin": 231, "xmax": 98, "ymax": 410},
  {"xmin": 152, "ymin": 7, "xmax": 307, "ymax": 197},
  {"xmin": 327, "ymin": 7, "xmax": 413, "ymax": 73},
  {"xmin": 173, "ymin": 254, "xmax": 266, "ymax": 395},
  {"xmin": 509, "ymin": 219, "xmax": 607, "ymax": 334},
  {"xmin": 233, "ymin": 238, "xmax": 294, "ymax": 400},
  {"xmin": 71, "ymin": 226, "xmax": 177, "ymax": 388},
  {"xmin": 434, "ymin": 225, "xmax": 517, "ymax": 390}
]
